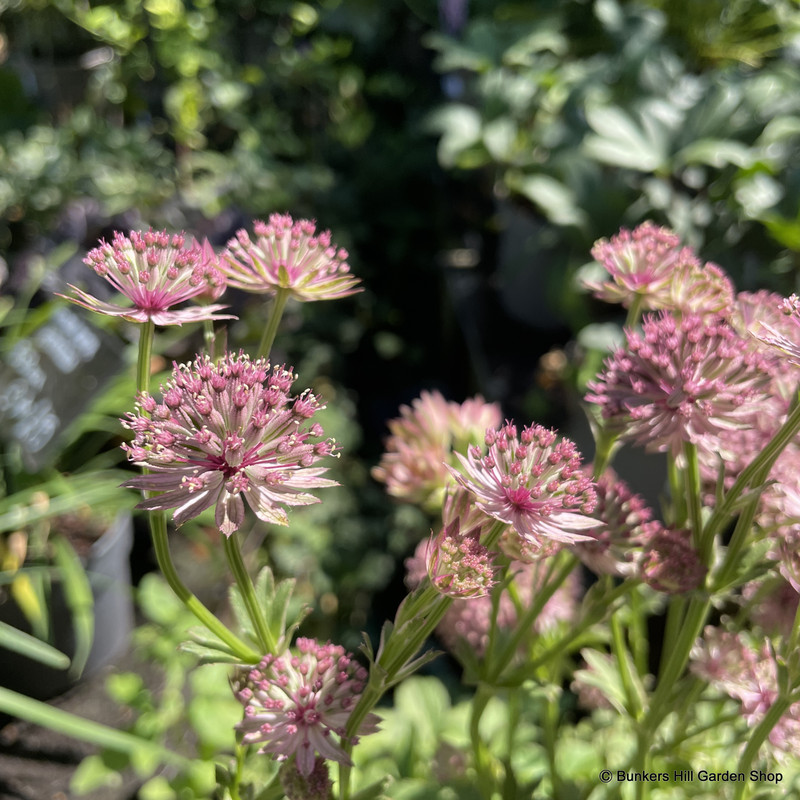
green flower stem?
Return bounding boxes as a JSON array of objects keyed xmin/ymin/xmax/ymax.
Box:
[
  {"xmin": 488, "ymin": 552, "xmax": 577, "ymax": 684},
  {"xmin": 257, "ymin": 288, "xmax": 290, "ymax": 360},
  {"xmin": 150, "ymin": 510, "xmax": 260, "ymax": 663},
  {"xmin": 470, "ymin": 684, "xmax": 497, "ymax": 799},
  {"xmin": 658, "ymin": 595, "xmax": 686, "ymax": 678},
  {"xmin": 502, "ymin": 579, "xmax": 637, "ymax": 685},
  {"xmin": 788, "ymin": 594, "xmax": 800, "ymax": 656},
  {"xmin": 668, "ymin": 456, "xmax": 686, "ymax": 528},
  {"xmin": 683, "ymin": 443, "xmax": 705, "ymax": 559},
  {"xmin": 611, "ymin": 611, "xmax": 641, "ymax": 719},
  {"xmin": 137, "ymin": 319, "xmax": 155, "ymax": 396},
  {"xmin": 202, "ymin": 318, "xmax": 215, "ymax": 357},
  {"xmin": 646, "ymin": 594, "xmax": 710, "ymax": 732},
  {"xmin": 223, "ymin": 533, "xmax": 276, "ymax": 654},
  {"xmin": 625, "ymin": 294, "xmax": 645, "ymax": 329},
  {"xmin": 733, "ymin": 694, "xmax": 793, "ymax": 800},
  {"xmin": 592, "ymin": 426, "xmax": 619, "ymax": 479},
  {"xmin": 630, "ymin": 587, "xmax": 648, "ymax": 677},
  {"xmin": 705, "ymin": 400, "xmax": 800, "ymax": 573}
]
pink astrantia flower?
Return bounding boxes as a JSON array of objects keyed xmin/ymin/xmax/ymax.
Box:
[
  {"xmin": 691, "ymin": 628, "xmax": 800, "ymax": 757},
  {"xmin": 447, "ymin": 422, "xmax": 599, "ymax": 548},
  {"xmin": 426, "ymin": 516, "xmax": 496, "ymax": 598},
  {"xmin": 219, "ymin": 214, "xmax": 362, "ymax": 302},
  {"xmin": 586, "ymin": 312, "xmax": 773, "ymax": 460},
  {"xmin": 372, "ymin": 390, "xmax": 502, "ymax": 510},
  {"xmin": 193, "ymin": 238, "xmax": 227, "ymax": 302},
  {"xmin": 121, "ymin": 351, "xmax": 338, "ymax": 536},
  {"xmin": 584, "ymin": 222, "xmax": 694, "ymax": 310},
  {"xmin": 232, "ymin": 638, "xmax": 379, "ymax": 776},
  {"xmin": 407, "ymin": 542, "xmax": 579, "ymax": 658},
  {"xmin": 59, "ymin": 230, "xmax": 233, "ymax": 326},
  {"xmin": 572, "ymin": 468, "xmax": 662, "ymax": 577},
  {"xmin": 639, "ymin": 527, "xmax": 706, "ymax": 594},
  {"xmin": 584, "ymin": 222, "xmax": 734, "ymax": 316},
  {"xmin": 755, "ymin": 293, "xmax": 800, "ymax": 369}
]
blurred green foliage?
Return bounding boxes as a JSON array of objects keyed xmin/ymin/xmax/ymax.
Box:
[{"xmin": 425, "ymin": 0, "xmax": 800, "ymax": 291}]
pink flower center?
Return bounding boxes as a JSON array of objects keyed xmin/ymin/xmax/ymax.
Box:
[{"xmin": 504, "ymin": 486, "xmax": 539, "ymax": 512}]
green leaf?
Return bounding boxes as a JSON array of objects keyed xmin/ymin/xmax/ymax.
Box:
[
  {"xmin": 105, "ymin": 672, "xmax": 145, "ymax": 705},
  {"xmin": 583, "ymin": 105, "xmax": 667, "ymax": 172},
  {"xmin": 676, "ymin": 139, "xmax": 757, "ymax": 169},
  {"xmin": 508, "ymin": 174, "xmax": 587, "ymax": 228},
  {"xmin": 70, "ymin": 754, "xmax": 124, "ymax": 795},
  {"xmin": 426, "ymin": 105, "xmax": 483, "ymax": 168},
  {"xmin": 0, "ymin": 619, "xmax": 70, "ymax": 669},
  {"xmin": 138, "ymin": 775, "xmax": 176, "ymax": 800},
  {"xmin": 52, "ymin": 534, "xmax": 95, "ymax": 678},
  {"xmin": 0, "ymin": 686, "xmax": 189, "ymax": 768}
]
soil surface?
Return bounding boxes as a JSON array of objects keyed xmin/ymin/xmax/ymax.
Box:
[{"xmin": 0, "ymin": 647, "xmax": 150, "ymax": 800}]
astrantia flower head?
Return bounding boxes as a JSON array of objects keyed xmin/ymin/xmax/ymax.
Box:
[
  {"xmin": 372, "ymin": 391, "xmax": 502, "ymax": 510},
  {"xmin": 584, "ymin": 222, "xmax": 694, "ymax": 310},
  {"xmin": 59, "ymin": 230, "xmax": 233, "ymax": 326},
  {"xmin": 755, "ymin": 293, "xmax": 800, "ymax": 370},
  {"xmin": 447, "ymin": 422, "xmax": 599, "ymax": 548},
  {"xmin": 586, "ymin": 312, "xmax": 773, "ymax": 460},
  {"xmin": 121, "ymin": 351, "xmax": 338, "ymax": 536},
  {"xmin": 232, "ymin": 638, "xmax": 379, "ymax": 776},
  {"xmin": 572, "ymin": 468, "xmax": 662, "ymax": 577},
  {"xmin": 405, "ymin": 546, "xmax": 579, "ymax": 657},
  {"xmin": 640, "ymin": 528, "xmax": 706, "ymax": 594},
  {"xmin": 426, "ymin": 517, "xmax": 496, "ymax": 598},
  {"xmin": 219, "ymin": 214, "xmax": 362, "ymax": 302},
  {"xmin": 691, "ymin": 627, "xmax": 800, "ymax": 757},
  {"xmin": 584, "ymin": 223, "xmax": 734, "ymax": 317}
]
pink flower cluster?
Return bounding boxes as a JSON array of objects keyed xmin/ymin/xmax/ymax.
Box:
[
  {"xmin": 586, "ymin": 312, "xmax": 773, "ymax": 460},
  {"xmin": 121, "ymin": 351, "xmax": 338, "ymax": 536},
  {"xmin": 219, "ymin": 214, "xmax": 362, "ymax": 302},
  {"xmin": 573, "ymin": 468, "xmax": 661, "ymax": 577},
  {"xmin": 426, "ymin": 516, "xmax": 496, "ymax": 598},
  {"xmin": 406, "ymin": 539, "xmax": 579, "ymax": 658},
  {"xmin": 61, "ymin": 229, "xmax": 231, "ymax": 326},
  {"xmin": 372, "ymin": 390, "xmax": 502, "ymax": 510},
  {"xmin": 691, "ymin": 628, "xmax": 800, "ymax": 757},
  {"xmin": 583, "ymin": 222, "xmax": 733, "ymax": 315},
  {"xmin": 447, "ymin": 422, "xmax": 599, "ymax": 549},
  {"xmin": 232, "ymin": 638, "xmax": 379, "ymax": 776}
]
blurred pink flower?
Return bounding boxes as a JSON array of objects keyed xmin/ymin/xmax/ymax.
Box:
[
  {"xmin": 639, "ymin": 527, "xmax": 706, "ymax": 594},
  {"xmin": 59, "ymin": 230, "xmax": 232, "ymax": 326},
  {"xmin": 572, "ymin": 468, "xmax": 661, "ymax": 577},
  {"xmin": 232, "ymin": 638, "xmax": 379, "ymax": 776},
  {"xmin": 447, "ymin": 422, "xmax": 599, "ymax": 548},
  {"xmin": 584, "ymin": 223, "xmax": 733, "ymax": 316},
  {"xmin": 691, "ymin": 627, "xmax": 800, "ymax": 757},
  {"xmin": 755, "ymin": 293, "xmax": 800, "ymax": 369},
  {"xmin": 219, "ymin": 214, "xmax": 362, "ymax": 302},
  {"xmin": 586, "ymin": 312, "xmax": 773, "ymax": 460},
  {"xmin": 372, "ymin": 390, "xmax": 502, "ymax": 510},
  {"xmin": 121, "ymin": 351, "xmax": 338, "ymax": 536},
  {"xmin": 193, "ymin": 238, "xmax": 227, "ymax": 302}
]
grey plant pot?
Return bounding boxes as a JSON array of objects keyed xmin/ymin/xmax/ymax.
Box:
[{"xmin": 0, "ymin": 511, "xmax": 134, "ymax": 700}]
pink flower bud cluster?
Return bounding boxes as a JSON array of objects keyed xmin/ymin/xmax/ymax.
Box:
[
  {"xmin": 573, "ymin": 468, "xmax": 662, "ymax": 577},
  {"xmin": 691, "ymin": 628, "xmax": 800, "ymax": 757},
  {"xmin": 232, "ymin": 638, "xmax": 379, "ymax": 776},
  {"xmin": 447, "ymin": 421, "xmax": 599, "ymax": 549},
  {"xmin": 583, "ymin": 222, "xmax": 733, "ymax": 315},
  {"xmin": 372, "ymin": 390, "xmax": 502, "ymax": 510},
  {"xmin": 586, "ymin": 312, "xmax": 773, "ymax": 460},
  {"xmin": 639, "ymin": 528, "xmax": 706, "ymax": 594},
  {"xmin": 426, "ymin": 517, "xmax": 496, "ymax": 598},
  {"xmin": 219, "ymin": 213, "xmax": 362, "ymax": 302},
  {"xmin": 60, "ymin": 229, "xmax": 232, "ymax": 326},
  {"xmin": 121, "ymin": 351, "xmax": 338, "ymax": 536}
]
